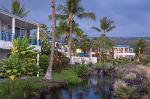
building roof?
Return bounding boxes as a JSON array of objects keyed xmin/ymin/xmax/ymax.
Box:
[
  {"xmin": 0, "ymin": 9, "xmax": 40, "ymax": 26},
  {"xmin": 113, "ymin": 45, "xmax": 130, "ymax": 48}
]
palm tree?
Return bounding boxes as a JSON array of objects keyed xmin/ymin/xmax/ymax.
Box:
[
  {"xmin": 56, "ymin": 0, "xmax": 95, "ymax": 62},
  {"xmin": 79, "ymin": 35, "xmax": 91, "ymax": 56},
  {"xmin": 92, "ymin": 17, "xmax": 115, "ymax": 36},
  {"xmin": 134, "ymin": 39, "xmax": 148, "ymax": 63},
  {"xmin": 44, "ymin": 0, "xmax": 56, "ymax": 80},
  {"xmin": 11, "ymin": 0, "xmax": 29, "ymax": 17}
]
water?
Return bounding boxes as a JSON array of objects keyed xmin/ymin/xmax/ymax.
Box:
[{"xmin": 40, "ymin": 76, "xmax": 115, "ymax": 99}]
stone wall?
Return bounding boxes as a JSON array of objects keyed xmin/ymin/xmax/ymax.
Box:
[{"xmin": 0, "ymin": 49, "xmax": 10, "ymax": 60}]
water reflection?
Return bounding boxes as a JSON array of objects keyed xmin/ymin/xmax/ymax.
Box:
[{"xmin": 41, "ymin": 76, "xmax": 115, "ymax": 99}]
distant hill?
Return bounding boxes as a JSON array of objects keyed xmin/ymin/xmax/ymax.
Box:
[
  {"xmin": 111, "ymin": 37, "xmax": 150, "ymax": 55},
  {"xmin": 111, "ymin": 37, "xmax": 150, "ymax": 46}
]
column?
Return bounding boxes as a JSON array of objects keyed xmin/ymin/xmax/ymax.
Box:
[
  {"xmin": 37, "ymin": 53, "xmax": 40, "ymax": 77},
  {"xmin": 0, "ymin": 19, "xmax": 1, "ymax": 39},
  {"xmin": 36, "ymin": 25, "xmax": 40, "ymax": 77},
  {"xmin": 37, "ymin": 25, "xmax": 40, "ymax": 46},
  {"xmin": 12, "ymin": 18, "xmax": 15, "ymax": 40}
]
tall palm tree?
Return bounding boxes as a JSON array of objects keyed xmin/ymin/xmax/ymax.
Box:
[
  {"xmin": 11, "ymin": 0, "xmax": 29, "ymax": 17},
  {"xmin": 56, "ymin": 0, "xmax": 95, "ymax": 62},
  {"xmin": 44, "ymin": 0, "xmax": 56, "ymax": 80},
  {"xmin": 134, "ymin": 39, "xmax": 148, "ymax": 63},
  {"xmin": 92, "ymin": 17, "xmax": 115, "ymax": 36},
  {"xmin": 57, "ymin": 21, "xmax": 83, "ymax": 43}
]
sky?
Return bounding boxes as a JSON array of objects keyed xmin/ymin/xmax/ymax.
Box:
[{"xmin": 0, "ymin": 0, "xmax": 150, "ymax": 37}]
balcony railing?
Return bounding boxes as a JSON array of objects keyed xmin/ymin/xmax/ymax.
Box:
[{"xmin": 0, "ymin": 32, "xmax": 40, "ymax": 45}]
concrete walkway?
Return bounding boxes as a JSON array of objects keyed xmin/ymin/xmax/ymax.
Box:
[{"xmin": 137, "ymin": 65, "xmax": 150, "ymax": 79}]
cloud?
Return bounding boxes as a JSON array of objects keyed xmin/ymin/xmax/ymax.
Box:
[{"xmin": 0, "ymin": 0, "xmax": 150, "ymax": 37}]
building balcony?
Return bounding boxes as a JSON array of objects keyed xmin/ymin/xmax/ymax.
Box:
[{"xmin": 0, "ymin": 32, "xmax": 41, "ymax": 52}]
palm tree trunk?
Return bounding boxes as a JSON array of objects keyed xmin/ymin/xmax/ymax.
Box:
[
  {"xmin": 68, "ymin": 14, "xmax": 73, "ymax": 64},
  {"xmin": 44, "ymin": 0, "xmax": 56, "ymax": 80}
]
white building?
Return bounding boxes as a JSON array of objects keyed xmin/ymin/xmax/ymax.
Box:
[
  {"xmin": 0, "ymin": 10, "xmax": 41, "ymax": 62},
  {"xmin": 113, "ymin": 45, "xmax": 135, "ymax": 59}
]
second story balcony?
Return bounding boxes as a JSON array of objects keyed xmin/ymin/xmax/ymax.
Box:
[{"xmin": 0, "ymin": 10, "xmax": 41, "ymax": 52}]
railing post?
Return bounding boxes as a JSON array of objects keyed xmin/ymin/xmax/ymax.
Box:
[
  {"xmin": 36, "ymin": 25, "xmax": 40, "ymax": 77},
  {"xmin": 0, "ymin": 19, "xmax": 1, "ymax": 39},
  {"xmin": 12, "ymin": 18, "xmax": 15, "ymax": 40},
  {"xmin": 37, "ymin": 25, "xmax": 40, "ymax": 46}
]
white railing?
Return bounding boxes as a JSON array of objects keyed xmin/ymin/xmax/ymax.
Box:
[
  {"xmin": 0, "ymin": 40, "xmax": 41, "ymax": 52},
  {"xmin": 71, "ymin": 56, "xmax": 97, "ymax": 64}
]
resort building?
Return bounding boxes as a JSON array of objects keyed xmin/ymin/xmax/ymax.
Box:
[
  {"xmin": 0, "ymin": 10, "xmax": 41, "ymax": 61},
  {"xmin": 113, "ymin": 45, "xmax": 135, "ymax": 59}
]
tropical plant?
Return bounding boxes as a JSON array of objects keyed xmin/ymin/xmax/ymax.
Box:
[
  {"xmin": 92, "ymin": 17, "xmax": 115, "ymax": 36},
  {"xmin": 11, "ymin": 0, "xmax": 29, "ymax": 17},
  {"xmin": 56, "ymin": 0, "xmax": 95, "ymax": 60},
  {"xmin": 91, "ymin": 36, "xmax": 114, "ymax": 61},
  {"xmin": 79, "ymin": 35, "xmax": 91, "ymax": 56},
  {"xmin": 57, "ymin": 21, "xmax": 83, "ymax": 44},
  {"xmin": 0, "ymin": 37, "xmax": 37, "ymax": 77},
  {"xmin": 44, "ymin": 0, "xmax": 56, "ymax": 80},
  {"xmin": 39, "ymin": 24, "xmax": 50, "ymax": 42},
  {"xmin": 134, "ymin": 39, "xmax": 148, "ymax": 63}
]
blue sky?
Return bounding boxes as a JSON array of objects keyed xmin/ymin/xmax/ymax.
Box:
[{"xmin": 0, "ymin": 0, "xmax": 150, "ymax": 37}]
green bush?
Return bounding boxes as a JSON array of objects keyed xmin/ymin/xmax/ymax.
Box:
[
  {"xmin": 0, "ymin": 77, "xmax": 47, "ymax": 99},
  {"xmin": 53, "ymin": 69, "xmax": 80, "ymax": 85},
  {"xmin": 73, "ymin": 64, "xmax": 89, "ymax": 77},
  {"xmin": 115, "ymin": 86, "xmax": 136, "ymax": 99},
  {"xmin": 141, "ymin": 55, "xmax": 150, "ymax": 65},
  {"xmin": 39, "ymin": 54, "xmax": 49, "ymax": 74}
]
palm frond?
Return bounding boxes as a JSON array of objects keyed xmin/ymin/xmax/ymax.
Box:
[
  {"xmin": 92, "ymin": 27, "xmax": 101, "ymax": 32},
  {"xmin": 77, "ymin": 12, "xmax": 96, "ymax": 20}
]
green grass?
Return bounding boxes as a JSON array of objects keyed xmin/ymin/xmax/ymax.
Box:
[
  {"xmin": 52, "ymin": 68, "xmax": 81, "ymax": 85},
  {"xmin": 0, "ymin": 77, "xmax": 47, "ymax": 99}
]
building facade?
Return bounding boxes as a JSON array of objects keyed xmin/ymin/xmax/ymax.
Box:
[
  {"xmin": 113, "ymin": 45, "xmax": 135, "ymax": 59},
  {"xmin": 0, "ymin": 10, "xmax": 41, "ymax": 61}
]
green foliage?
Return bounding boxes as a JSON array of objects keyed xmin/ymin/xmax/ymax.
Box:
[
  {"xmin": 53, "ymin": 69, "xmax": 81, "ymax": 85},
  {"xmin": 91, "ymin": 36, "xmax": 114, "ymax": 61},
  {"xmin": 1, "ymin": 37, "xmax": 38, "ymax": 77},
  {"xmin": 0, "ymin": 77, "xmax": 47, "ymax": 99},
  {"xmin": 39, "ymin": 54, "xmax": 49, "ymax": 74},
  {"xmin": 141, "ymin": 55, "xmax": 150, "ymax": 65},
  {"xmin": 134, "ymin": 39, "xmax": 148, "ymax": 56},
  {"xmin": 114, "ymin": 86, "xmax": 136, "ymax": 99},
  {"xmin": 95, "ymin": 58, "xmax": 135, "ymax": 69},
  {"xmin": 92, "ymin": 17, "xmax": 115, "ymax": 36},
  {"xmin": 79, "ymin": 35, "xmax": 91, "ymax": 53},
  {"xmin": 11, "ymin": 0, "xmax": 29, "ymax": 17},
  {"xmin": 73, "ymin": 64, "xmax": 89, "ymax": 77}
]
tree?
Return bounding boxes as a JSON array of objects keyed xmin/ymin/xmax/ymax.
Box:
[
  {"xmin": 91, "ymin": 36, "xmax": 114, "ymax": 61},
  {"xmin": 11, "ymin": 0, "xmax": 29, "ymax": 17},
  {"xmin": 92, "ymin": 17, "xmax": 115, "ymax": 36},
  {"xmin": 79, "ymin": 35, "xmax": 91, "ymax": 56},
  {"xmin": 56, "ymin": 0, "xmax": 95, "ymax": 61},
  {"xmin": 98, "ymin": 36, "xmax": 114, "ymax": 61},
  {"xmin": 57, "ymin": 21, "xmax": 83, "ymax": 46},
  {"xmin": 134, "ymin": 39, "xmax": 148, "ymax": 63},
  {"xmin": 44, "ymin": 0, "xmax": 56, "ymax": 80}
]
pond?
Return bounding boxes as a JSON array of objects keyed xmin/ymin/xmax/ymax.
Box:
[{"xmin": 40, "ymin": 76, "xmax": 116, "ymax": 99}]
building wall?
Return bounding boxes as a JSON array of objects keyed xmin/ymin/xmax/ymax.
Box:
[{"xmin": 0, "ymin": 49, "xmax": 10, "ymax": 60}]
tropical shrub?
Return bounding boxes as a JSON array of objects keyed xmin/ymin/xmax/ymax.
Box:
[
  {"xmin": 53, "ymin": 69, "xmax": 80, "ymax": 85},
  {"xmin": 73, "ymin": 64, "xmax": 89, "ymax": 77},
  {"xmin": 141, "ymin": 55, "xmax": 150, "ymax": 65},
  {"xmin": 39, "ymin": 54, "xmax": 49, "ymax": 74}
]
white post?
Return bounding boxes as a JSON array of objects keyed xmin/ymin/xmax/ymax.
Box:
[
  {"xmin": 36, "ymin": 25, "xmax": 40, "ymax": 77},
  {"xmin": 0, "ymin": 19, "xmax": 1, "ymax": 39},
  {"xmin": 37, "ymin": 53, "xmax": 40, "ymax": 77},
  {"xmin": 37, "ymin": 25, "xmax": 40, "ymax": 46},
  {"xmin": 12, "ymin": 18, "xmax": 15, "ymax": 40}
]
